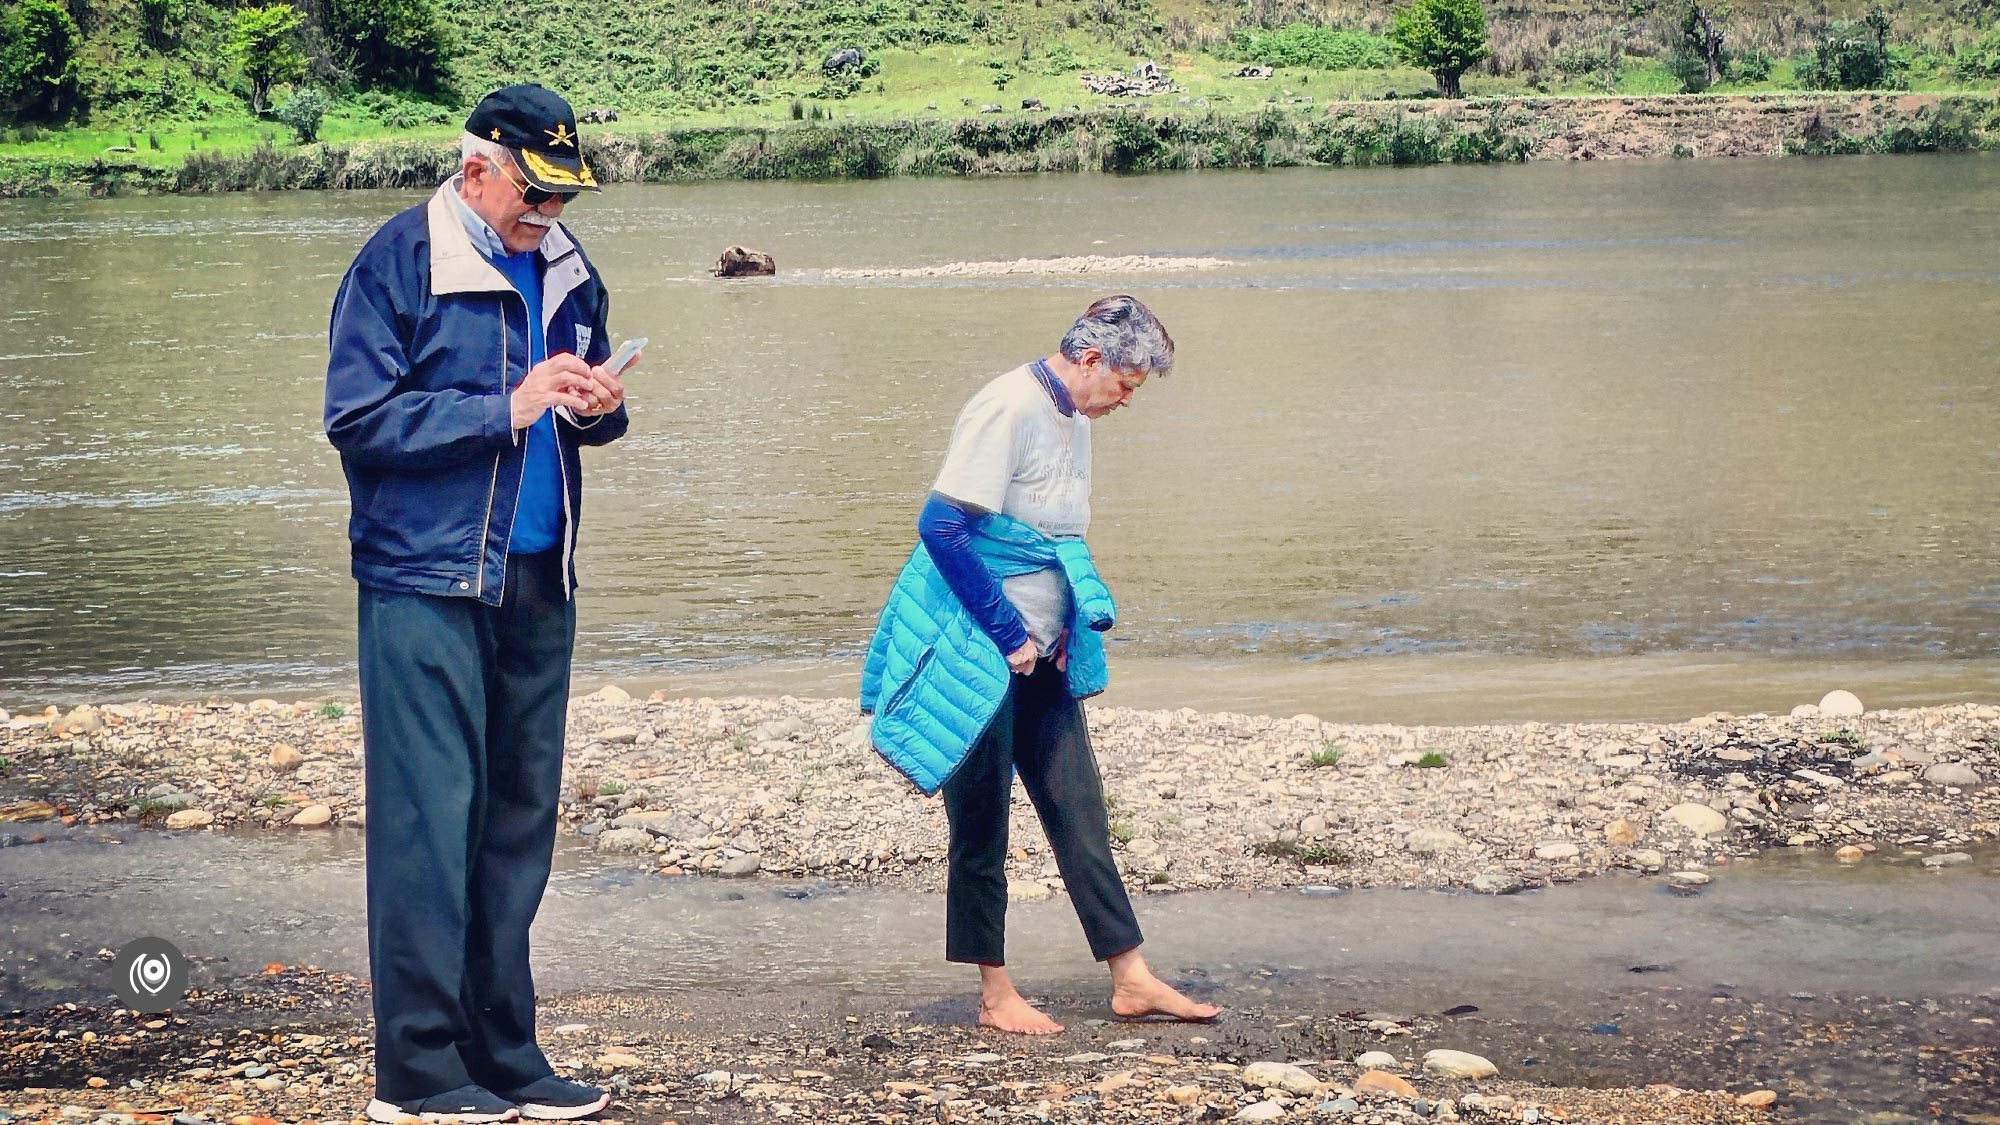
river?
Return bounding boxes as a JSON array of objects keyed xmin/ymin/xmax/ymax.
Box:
[{"xmin": 2, "ymin": 155, "xmax": 1997, "ymax": 720}]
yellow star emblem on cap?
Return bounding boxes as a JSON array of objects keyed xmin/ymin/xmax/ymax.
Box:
[
  {"xmin": 544, "ymin": 122, "xmax": 575, "ymax": 148},
  {"xmin": 490, "ymin": 128, "xmax": 502, "ymax": 141}
]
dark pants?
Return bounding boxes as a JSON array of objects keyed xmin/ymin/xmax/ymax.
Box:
[
  {"xmin": 941, "ymin": 659, "xmax": 1143, "ymax": 966},
  {"xmin": 358, "ymin": 550, "xmax": 573, "ymax": 1102}
]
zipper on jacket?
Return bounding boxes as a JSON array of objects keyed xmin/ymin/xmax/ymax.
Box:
[{"xmin": 475, "ymin": 291, "xmax": 510, "ymax": 601}]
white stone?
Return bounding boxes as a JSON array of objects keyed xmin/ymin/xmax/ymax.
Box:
[
  {"xmin": 1923, "ymin": 763, "xmax": 1980, "ymax": 787},
  {"xmin": 1817, "ymin": 690, "xmax": 1864, "ymax": 718},
  {"xmin": 1789, "ymin": 703, "xmax": 1821, "ymax": 720},
  {"xmin": 1240, "ymin": 1060, "xmax": 1321, "ymax": 1095},
  {"xmin": 594, "ymin": 827, "xmax": 654, "ymax": 855},
  {"xmin": 1667, "ymin": 870, "xmax": 1712, "ymax": 888},
  {"xmin": 164, "ymin": 809, "xmax": 213, "ymax": 830},
  {"xmin": 1423, "ymin": 1049, "xmax": 1498, "ymax": 1079},
  {"xmin": 1533, "ymin": 841, "xmax": 1580, "ymax": 861},
  {"xmin": 1665, "ymin": 802, "xmax": 1728, "ymax": 837},
  {"xmin": 1234, "ymin": 1102, "xmax": 1286, "ymax": 1122},
  {"xmin": 1406, "ymin": 828, "xmax": 1468, "ymax": 855},
  {"xmin": 290, "ymin": 804, "xmax": 332, "ymax": 828},
  {"xmin": 593, "ymin": 685, "xmax": 631, "ymax": 702},
  {"xmin": 1353, "ymin": 1051, "xmax": 1399, "ymax": 1068}
]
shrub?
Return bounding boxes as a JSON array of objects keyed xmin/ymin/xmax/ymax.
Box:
[
  {"xmin": 1954, "ymin": 26, "xmax": 2000, "ymax": 82},
  {"xmin": 1227, "ymin": 24, "xmax": 1400, "ymax": 70},
  {"xmin": 0, "ymin": 0, "xmax": 83, "ymax": 123},
  {"xmin": 277, "ymin": 86, "xmax": 331, "ymax": 144},
  {"xmin": 1731, "ymin": 47, "xmax": 1775, "ymax": 82},
  {"xmin": 1796, "ymin": 9, "xmax": 1905, "ymax": 90}
]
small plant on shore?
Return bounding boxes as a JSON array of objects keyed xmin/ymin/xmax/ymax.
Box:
[
  {"xmin": 1252, "ymin": 838, "xmax": 1350, "ymax": 866},
  {"xmin": 133, "ymin": 797, "xmax": 176, "ymax": 820},
  {"xmin": 573, "ymin": 775, "xmax": 601, "ymax": 800},
  {"xmin": 1308, "ymin": 742, "xmax": 1345, "ymax": 768},
  {"xmin": 1109, "ymin": 817, "xmax": 1136, "ymax": 845},
  {"xmin": 1820, "ymin": 728, "xmax": 1866, "ymax": 749},
  {"xmin": 258, "ymin": 792, "xmax": 289, "ymax": 809},
  {"xmin": 598, "ymin": 778, "xmax": 629, "ymax": 796},
  {"xmin": 276, "ymin": 86, "xmax": 331, "ymax": 144},
  {"xmin": 1416, "ymin": 750, "xmax": 1449, "ymax": 768},
  {"xmin": 318, "ymin": 702, "xmax": 346, "ymax": 719},
  {"xmin": 116, "ymin": 744, "xmax": 150, "ymax": 769},
  {"xmin": 0, "ymin": 756, "xmax": 12, "ymax": 775}
]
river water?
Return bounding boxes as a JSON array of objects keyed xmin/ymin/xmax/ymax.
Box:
[{"xmin": 2, "ymin": 156, "xmax": 1997, "ymax": 719}]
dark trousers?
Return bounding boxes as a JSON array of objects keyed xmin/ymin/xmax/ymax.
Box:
[
  {"xmin": 941, "ymin": 659, "xmax": 1143, "ymax": 966},
  {"xmin": 358, "ymin": 550, "xmax": 572, "ymax": 1101}
]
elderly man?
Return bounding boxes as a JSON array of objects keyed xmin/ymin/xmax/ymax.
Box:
[
  {"xmin": 862, "ymin": 296, "xmax": 1222, "ymax": 1034},
  {"xmin": 324, "ymin": 83, "xmax": 633, "ymax": 1123}
]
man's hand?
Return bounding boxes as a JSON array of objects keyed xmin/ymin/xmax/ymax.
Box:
[
  {"xmin": 510, "ymin": 355, "xmax": 594, "ymax": 429},
  {"xmin": 574, "ymin": 354, "xmax": 630, "ymax": 417},
  {"xmin": 1005, "ymin": 638, "xmax": 1038, "ymax": 675}
]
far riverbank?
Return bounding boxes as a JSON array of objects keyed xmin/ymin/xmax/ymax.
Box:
[{"xmin": 3, "ymin": 92, "xmax": 1994, "ymax": 196}]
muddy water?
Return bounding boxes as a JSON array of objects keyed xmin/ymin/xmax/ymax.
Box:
[
  {"xmin": 2, "ymin": 831, "xmax": 1996, "ymax": 1116},
  {"xmin": 2, "ymin": 157, "xmax": 1999, "ymax": 719}
]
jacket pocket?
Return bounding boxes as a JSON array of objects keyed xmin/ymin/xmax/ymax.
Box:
[{"xmin": 879, "ymin": 646, "xmax": 937, "ymax": 722}]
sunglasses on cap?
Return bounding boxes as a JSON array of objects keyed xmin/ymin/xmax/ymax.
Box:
[{"xmin": 487, "ymin": 156, "xmax": 576, "ymax": 207}]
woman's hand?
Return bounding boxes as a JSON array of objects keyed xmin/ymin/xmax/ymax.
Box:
[{"xmin": 1005, "ymin": 638, "xmax": 1038, "ymax": 675}]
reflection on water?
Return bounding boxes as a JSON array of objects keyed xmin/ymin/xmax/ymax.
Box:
[{"xmin": 1, "ymin": 158, "xmax": 1998, "ymax": 704}]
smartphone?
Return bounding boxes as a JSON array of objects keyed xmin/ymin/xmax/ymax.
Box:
[{"xmin": 605, "ymin": 337, "xmax": 648, "ymax": 376}]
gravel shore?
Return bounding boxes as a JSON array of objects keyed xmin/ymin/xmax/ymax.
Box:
[{"xmin": 3, "ymin": 690, "xmax": 1994, "ymax": 894}]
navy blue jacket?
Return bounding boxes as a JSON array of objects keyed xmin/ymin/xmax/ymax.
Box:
[{"xmin": 324, "ymin": 182, "xmax": 628, "ymax": 604}]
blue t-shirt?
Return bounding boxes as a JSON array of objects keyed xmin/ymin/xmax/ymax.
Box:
[{"xmin": 489, "ymin": 249, "xmax": 564, "ymax": 555}]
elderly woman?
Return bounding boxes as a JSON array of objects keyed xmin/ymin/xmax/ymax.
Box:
[{"xmin": 861, "ymin": 296, "xmax": 1221, "ymax": 1034}]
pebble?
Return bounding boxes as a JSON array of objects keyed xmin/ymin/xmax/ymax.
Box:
[
  {"xmin": 718, "ymin": 853, "xmax": 761, "ymax": 877},
  {"xmin": 288, "ymin": 804, "xmax": 331, "ymax": 828},
  {"xmin": 1923, "ymin": 763, "xmax": 1980, "ymax": 787},
  {"xmin": 1233, "ymin": 1102, "xmax": 1285, "ymax": 1122},
  {"xmin": 1532, "ymin": 841, "xmax": 1579, "ymax": 861},
  {"xmin": 1353, "ymin": 1051, "xmax": 1399, "ymax": 1068},
  {"xmin": 1405, "ymin": 828, "xmax": 1468, "ymax": 855},
  {"xmin": 1737, "ymin": 1089, "xmax": 1778, "ymax": 1107},
  {"xmin": 1354, "ymin": 1069, "xmax": 1419, "ymax": 1099},
  {"xmin": 1666, "ymin": 870, "xmax": 1713, "ymax": 888},
  {"xmin": 1922, "ymin": 852, "xmax": 1972, "ymax": 868},
  {"xmin": 1665, "ymin": 803, "xmax": 1728, "ymax": 837},
  {"xmin": 593, "ymin": 828, "xmax": 653, "ymax": 855},
  {"xmin": 164, "ymin": 809, "xmax": 213, "ymax": 830}
]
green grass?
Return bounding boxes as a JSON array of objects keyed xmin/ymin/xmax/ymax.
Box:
[
  {"xmin": 318, "ymin": 703, "xmax": 347, "ymax": 719},
  {"xmin": 1416, "ymin": 750, "xmax": 1448, "ymax": 769},
  {"xmin": 1308, "ymin": 742, "xmax": 1345, "ymax": 768},
  {"xmin": 1820, "ymin": 728, "xmax": 1867, "ymax": 749},
  {"xmin": 598, "ymin": 778, "xmax": 629, "ymax": 796},
  {"xmin": 258, "ymin": 792, "xmax": 290, "ymax": 809},
  {"xmin": 0, "ymin": 756, "xmax": 11, "ymax": 775}
]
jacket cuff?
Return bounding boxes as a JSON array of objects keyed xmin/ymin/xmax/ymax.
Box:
[
  {"xmin": 487, "ymin": 392, "xmax": 518, "ymax": 446},
  {"xmin": 558, "ymin": 405, "xmax": 604, "ymax": 428}
]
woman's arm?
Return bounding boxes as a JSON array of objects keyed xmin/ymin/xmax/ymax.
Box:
[{"xmin": 917, "ymin": 492, "xmax": 1031, "ymax": 656}]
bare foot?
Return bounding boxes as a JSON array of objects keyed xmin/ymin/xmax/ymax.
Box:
[
  {"xmin": 979, "ymin": 991, "xmax": 1065, "ymax": 1035},
  {"xmin": 1109, "ymin": 964, "xmax": 1222, "ymax": 1022}
]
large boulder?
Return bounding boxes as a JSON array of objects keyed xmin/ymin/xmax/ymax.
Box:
[
  {"xmin": 822, "ymin": 47, "xmax": 866, "ymax": 75},
  {"xmin": 713, "ymin": 246, "xmax": 776, "ymax": 278}
]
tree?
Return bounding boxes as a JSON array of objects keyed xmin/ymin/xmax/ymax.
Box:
[
  {"xmin": 0, "ymin": 0, "xmax": 82, "ymax": 123},
  {"xmin": 277, "ymin": 86, "xmax": 331, "ymax": 143},
  {"xmin": 229, "ymin": 5, "xmax": 308, "ymax": 115},
  {"xmin": 1389, "ymin": 0, "xmax": 1492, "ymax": 98},
  {"xmin": 326, "ymin": 0, "xmax": 453, "ymax": 93},
  {"xmin": 1674, "ymin": 0, "xmax": 1729, "ymax": 92}
]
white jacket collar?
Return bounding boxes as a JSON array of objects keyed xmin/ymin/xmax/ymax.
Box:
[{"xmin": 426, "ymin": 179, "xmax": 582, "ymax": 298}]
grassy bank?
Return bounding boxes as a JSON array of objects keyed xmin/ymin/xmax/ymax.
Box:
[{"xmin": 4, "ymin": 92, "xmax": 1995, "ymax": 196}]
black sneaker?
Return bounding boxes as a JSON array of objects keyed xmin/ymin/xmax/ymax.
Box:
[
  {"xmin": 366, "ymin": 1083, "xmax": 521, "ymax": 1123},
  {"xmin": 499, "ymin": 1074, "xmax": 612, "ymax": 1121}
]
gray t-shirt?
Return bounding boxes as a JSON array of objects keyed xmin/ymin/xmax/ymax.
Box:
[{"xmin": 932, "ymin": 365, "xmax": 1091, "ymax": 652}]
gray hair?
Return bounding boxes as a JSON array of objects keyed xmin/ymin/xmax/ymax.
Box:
[
  {"xmin": 1058, "ymin": 295, "xmax": 1175, "ymax": 375},
  {"xmin": 460, "ymin": 131, "xmax": 513, "ymax": 168}
]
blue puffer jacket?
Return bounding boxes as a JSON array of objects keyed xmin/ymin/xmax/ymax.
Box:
[
  {"xmin": 860, "ymin": 514, "xmax": 1116, "ymax": 795},
  {"xmin": 323, "ymin": 180, "xmax": 628, "ymax": 604}
]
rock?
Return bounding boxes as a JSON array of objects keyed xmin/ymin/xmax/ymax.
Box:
[
  {"xmin": 719, "ymin": 853, "xmax": 761, "ymax": 878},
  {"xmin": 1354, "ymin": 1069, "xmax": 1419, "ymax": 1099},
  {"xmin": 1877, "ymin": 769, "xmax": 1916, "ymax": 785},
  {"xmin": 1666, "ymin": 870, "xmax": 1712, "ymax": 888},
  {"xmin": 611, "ymin": 810, "xmax": 705, "ymax": 840},
  {"xmin": 592, "ymin": 685, "xmax": 630, "ymax": 702},
  {"xmin": 1835, "ymin": 845, "xmax": 1865, "ymax": 862},
  {"xmin": 1405, "ymin": 828, "xmax": 1467, "ymax": 855},
  {"xmin": 1163, "ymin": 1084, "xmax": 1203, "ymax": 1105},
  {"xmin": 1789, "ymin": 704, "xmax": 1821, "ymax": 720},
  {"xmin": 597, "ymin": 1050, "xmax": 643, "ymax": 1069},
  {"xmin": 1234, "ymin": 1103, "xmax": 1285, "ymax": 1122},
  {"xmin": 598, "ymin": 726, "xmax": 641, "ymax": 745},
  {"xmin": 0, "ymin": 799, "xmax": 59, "ymax": 823},
  {"xmin": 1665, "ymin": 802, "xmax": 1728, "ymax": 837},
  {"xmin": 1922, "ymin": 763, "xmax": 1980, "ymax": 787},
  {"xmin": 1469, "ymin": 872, "xmax": 1522, "ymax": 895},
  {"xmin": 1127, "ymin": 836, "xmax": 1161, "ymax": 858},
  {"xmin": 1603, "ymin": 818, "xmax": 1642, "ymax": 846},
  {"xmin": 1737, "ymin": 1089, "xmax": 1777, "ymax": 1107},
  {"xmin": 1354, "ymin": 1051, "xmax": 1398, "ymax": 1068},
  {"xmin": 822, "ymin": 46, "xmax": 866, "ymax": 74},
  {"xmin": 714, "ymin": 246, "xmax": 777, "ymax": 278},
  {"xmin": 53, "ymin": 706, "xmax": 104, "ymax": 736},
  {"xmin": 1061, "ymin": 1052, "xmax": 1111, "ymax": 1064},
  {"xmin": 594, "ymin": 827, "xmax": 654, "ymax": 855},
  {"xmin": 1423, "ymin": 1049, "xmax": 1497, "ymax": 1079},
  {"xmin": 1020, "ymin": 97, "xmax": 1045, "ymax": 110},
  {"xmin": 1533, "ymin": 841, "xmax": 1580, "ymax": 861},
  {"xmin": 164, "ymin": 809, "xmax": 213, "ymax": 830},
  {"xmin": 1241, "ymin": 1060, "xmax": 1321, "ymax": 1095},
  {"xmin": 267, "ymin": 744, "xmax": 303, "ymax": 772},
  {"xmin": 1818, "ymin": 690, "xmax": 1864, "ymax": 718},
  {"xmin": 579, "ymin": 106, "xmax": 619, "ymax": 124},
  {"xmin": 1622, "ymin": 848, "xmax": 1665, "ymax": 869},
  {"xmin": 289, "ymin": 804, "xmax": 332, "ymax": 828},
  {"xmin": 1007, "ymin": 878, "xmax": 1052, "ymax": 902},
  {"xmin": 1922, "ymin": 852, "xmax": 1973, "ymax": 868}
]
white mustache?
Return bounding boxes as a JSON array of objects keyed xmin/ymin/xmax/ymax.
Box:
[{"xmin": 519, "ymin": 213, "xmax": 555, "ymax": 228}]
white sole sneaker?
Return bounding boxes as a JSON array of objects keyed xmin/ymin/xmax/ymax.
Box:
[
  {"xmin": 517, "ymin": 1092, "xmax": 611, "ymax": 1120},
  {"xmin": 366, "ymin": 1097, "xmax": 521, "ymax": 1123}
]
